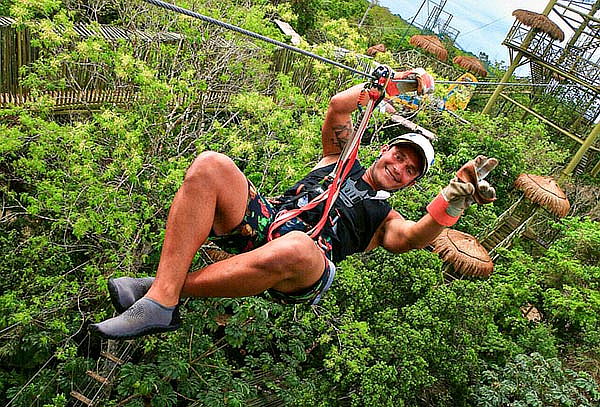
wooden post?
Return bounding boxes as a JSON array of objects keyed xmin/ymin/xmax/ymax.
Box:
[
  {"xmin": 591, "ymin": 157, "xmax": 600, "ymax": 177},
  {"xmin": 556, "ymin": 1, "xmax": 600, "ymax": 65},
  {"xmin": 499, "ymin": 93, "xmax": 599, "ymax": 152},
  {"xmin": 358, "ymin": 0, "xmax": 374, "ymax": 28}
]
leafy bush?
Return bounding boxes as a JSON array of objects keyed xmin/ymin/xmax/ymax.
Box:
[
  {"xmin": 2, "ymin": 0, "xmax": 599, "ymax": 406},
  {"xmin": 474, "ymin": 352, "xmax": 600, "ymax": 407}
]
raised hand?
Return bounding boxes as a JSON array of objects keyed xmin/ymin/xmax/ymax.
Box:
[
  {"xmin": 427, "ymin": 156, "xmax": 499, "ymax": 226},
  {"xmin": 388, "ymin": 68, "xmax": 435, "ymax": 96}
]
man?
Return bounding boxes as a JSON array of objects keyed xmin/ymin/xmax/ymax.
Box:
[{"xmin": 90, "ymin": 69, "xmax": 498, "ymax": 339}]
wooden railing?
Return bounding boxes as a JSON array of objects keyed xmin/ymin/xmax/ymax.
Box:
[
  {"xmin": 0, "ymin": 88, "xmax": 235, "ymax": 111},
  {"xmin": 0, "ymin": 89, "xmax": 136, "ymax": 109}
]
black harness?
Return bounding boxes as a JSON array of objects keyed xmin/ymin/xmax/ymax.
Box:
[{"xmin": 273, "ymin": 162, "xmax": 392, "ymax": 262}]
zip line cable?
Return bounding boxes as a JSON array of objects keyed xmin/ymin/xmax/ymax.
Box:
[
  {"xmin": 456, "ymin": 16, "xmax": 508, "ymax": 38},
  {"xmin": 425, "ymin": 80, "xmax": 581, "ymax": 87},
  {"xmin": 142, "ymin": 0, "xmax": 576, "ymax": 90},
  {"xmin": 141, "ymin": 0, "xmax": 376, "ymax": 80}
]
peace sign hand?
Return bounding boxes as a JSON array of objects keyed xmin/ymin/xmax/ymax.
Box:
[
  {"xmin": 426, "ymin": 156, "xmax": 499, "ymax": 226},
  {"xmin": 442, "ymin": 156, "xmax": 499, "ymax": 217},
  {"xmin": 457, "ymin": 155, "xmax": 498, "ymax": 204}
]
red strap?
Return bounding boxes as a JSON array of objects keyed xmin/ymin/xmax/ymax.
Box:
[
  {"xmin": 426, "ymin": 194, "xmax": 460, "ymax": 227},
  {"xmin": 307, "ymin": 144, "xmax": 359, "ymax": 237},
  {"xmin": 385, "ymin": 80, "xmax": 400, "ymax": 97},
  {"xmin": 267, "ymin": 96, "xmax": 377, "ymax": 241}
]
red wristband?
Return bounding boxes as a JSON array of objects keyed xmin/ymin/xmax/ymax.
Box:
[{"xmin": 427, "ymin": 194, "xmax": 460, "ymax": 226}]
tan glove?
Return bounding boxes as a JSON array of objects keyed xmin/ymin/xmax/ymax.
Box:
[
  {"xmin": 427, "ymin": 156, "xmax": 498, "ymax": 226},
  {"xmin": 388, "ymin": 68, "xmax": 435, "ymax": 96}
]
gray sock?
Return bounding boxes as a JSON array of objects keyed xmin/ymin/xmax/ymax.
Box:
[
  {"xmin": 89, "ymin": 297, "xmax": 180, "ymax": 340},
  {"xmin": 108, "ymin": 277, "xmax": 155, "ymax": 313}
]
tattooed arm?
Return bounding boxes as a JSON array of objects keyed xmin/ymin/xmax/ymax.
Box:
[{"xmin": 317, "ymin": 83, "xmax": 365, "ymax": 167}]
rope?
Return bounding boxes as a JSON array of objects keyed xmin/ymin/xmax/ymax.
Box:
[
  {"xmin": 142, "ymin": 0, "xmax": 574, "ymax": 90},
  {"xmin": 142, "ymin": 0, "xmax": 375, "ymax": 79},
  {"xmin": 87, "ymin": 340, "xmax": 137, "ymax": 404},
  {"xmin": 141, "ymin": 1, "xmax": 576, "ymax": 238},
  {"xmin": 143, "ymin": 0, "xmax": 587, "ymax": 91},
  {"xmin": 431, "ymin": 80, "xmax": 580, "ymax": 87},
  {"xmin": 266, "ymin": 96, "xmax": 379, "ymax": 240},
  {"xmin": 5, "ymin": 353, "xmax": 57, "ymax": 407}
]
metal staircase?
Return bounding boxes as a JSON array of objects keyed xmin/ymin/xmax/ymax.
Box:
[
  {"xmin": 479, "ymin": 196, "xmax": 538, "ymax": 259},
  {"xmin": 575, "ymin": 152, "xmax": 589, "ymax": 175}
]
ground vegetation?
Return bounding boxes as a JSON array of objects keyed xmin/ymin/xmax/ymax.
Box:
[{"xmin": 1, "ymin": 0, "xmax": 599, "ymax": 406}]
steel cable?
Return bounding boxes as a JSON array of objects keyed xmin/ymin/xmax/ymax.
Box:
[
  {"xmin": 142, "ymin": 0, "xmax": 376, "ymax": 79},
  {"xmin": 143, "ymin": 0, "xmax": 582, "ymax": 90}
]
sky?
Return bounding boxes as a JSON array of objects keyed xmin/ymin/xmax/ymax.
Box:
[{"xmin": 378, "ymin": 0, "xmax": 554, "ymax": 68}]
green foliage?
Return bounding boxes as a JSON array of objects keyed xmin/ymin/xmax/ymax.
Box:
[
  {"xmin": 0, "ymin": 0, "xmax": 13, "ymax": 15},
  {"xmin": 9, "ymin": 0, "xmax": 62, "ymax": 22},
  {"xmin": 320, "ymin": 0, "xmax": 366, "ymax": 21},
  {"xmin": 549, "ymin": 216, "xmax": 600, "ymax": 268},
  {"xmin": 474, "ymin": 353, "xmax": 599, "ymax": 407},
  {"xmin": 2, "ymin": 0, "xmax": 599, "ymax": 405},
  {"xmin": 424, "ymin": 110, "xmax": 568, "ymax": 226},
  {"xmin": 537, "ymin": 218, "xmax": 600, "ymax": 348},
  {"xmin": 363, "ymin": 6, "xmax": 414, "ymax": 51},
  {"xmin": 290, "ymin": 0, "xmax": 323, "ymax": 34},
  {"xmin": 489, "ymin": 216, "xmax": 600, "ymax": 380},
  {"xmin": 321, "ymin": 18, "xmax": 368, "ymax": 50}
]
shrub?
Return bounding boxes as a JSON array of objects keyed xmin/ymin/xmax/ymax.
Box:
[{"xmin": 473, "ymin": 352, "xmax": 600, "ymax": 407}]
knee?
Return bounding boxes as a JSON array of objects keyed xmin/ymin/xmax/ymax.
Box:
[
  {"xmin": 184, "ymin": 151, "xmax": 235, "ymax": 186},
  {"xmin": 263, "ymin": 232, "xmax": 321, "ymax": 277}
]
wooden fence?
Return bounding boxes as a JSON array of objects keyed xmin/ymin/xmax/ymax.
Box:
[
  {"xmin": 0, "ymin": 89, "xmax": 136, "ymax": 110},
  {"xmin": 0, "ymin": 88, "xmax": 235, "ymax": 111},
  {"xmin": 1, "ymin": 23, "xmax": 39, "ymax": 94},
  {"xmin": 394, "ymin": 49, "xmax": 463, "ymax": 80},
  {"xmin": 0, "ymin": 17, "xmax": 472, "ymax": 112}
]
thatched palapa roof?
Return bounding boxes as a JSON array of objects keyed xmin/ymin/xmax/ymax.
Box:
[
  {"xmin": 452, "ymin": 55, "xmax": 487, "ymax": 77},
  {"xmin": 409, "ymin": 35, "xmax": 448, "ymax": 61},
  {"xmin": 514, "ymin": 174, "xmax": 570, "ymax": 217},
  {"xmin": 512, "ymin": 9, "xmax": 565, "ymax": 41},
  {"xmin": 432, "ymin": 229, "xmax": 494, "ymax": 277}
]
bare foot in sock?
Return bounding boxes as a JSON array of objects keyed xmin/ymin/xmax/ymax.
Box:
[{"xmin": 89, "ymin": 297, "xmax": 180, "ymax": 340}]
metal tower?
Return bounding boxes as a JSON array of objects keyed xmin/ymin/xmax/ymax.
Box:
[
  {"xmin": 483, "ymin": 0, "xmax": 600, "ymax": 177},
  {"xmin": 407, "ymin": 0, "xmax": 460, "ymax": 41}
]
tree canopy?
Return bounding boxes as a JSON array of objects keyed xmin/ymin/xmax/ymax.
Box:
[{"xmin": 1, "ymin": 0, "xmax": 599, "ymax": 406}]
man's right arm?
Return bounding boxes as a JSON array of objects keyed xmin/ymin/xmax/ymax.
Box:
[{"xmin": 318, "ymin": 83, "xmax": 365, "ymax": 166}]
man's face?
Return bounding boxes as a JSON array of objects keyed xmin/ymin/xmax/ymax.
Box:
[{"xmin": 368, "ymin": 144, "xmax": 422, "ymax": 191}]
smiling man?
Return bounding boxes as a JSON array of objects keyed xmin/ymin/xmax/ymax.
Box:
[{"xmin": 90, "ymin": 70, "xmax": 498, "ymax": 340}]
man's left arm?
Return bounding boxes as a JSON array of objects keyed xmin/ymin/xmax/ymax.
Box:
[
  {"xmin": 379, "ymin": 156, "xmax": 499, "ymax": 253},
  {"xmin": 379, "ymin": 212, "xmax": 445, "ymax": 253}
]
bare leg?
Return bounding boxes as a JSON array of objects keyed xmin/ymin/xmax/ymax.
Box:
[
  {"xmin": 106, "ymin": 231, "xmax": 328, "ymax": 311},
  {"xmin": 90, "ymin": 152, "xmax": 253, "ymax": 339},
  {"xmin": 90, "ymin": 153, "xmax": 327, "ymax": 339},
  {"xmin": 145, "ymin": 151, "xmax": 250, "ymax": 307},
  {"xmin": 181, "ymin": 231, "xmax": 326, "ymax": 298}
]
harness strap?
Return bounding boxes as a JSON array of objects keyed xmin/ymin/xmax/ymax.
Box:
[
  {"xmin": 304, "ymin": 97, "xmax": 376, "ymax": 238},
  {"xmin": 267, "ymin": 68, "xmax": 392, "ymax": 241}
]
